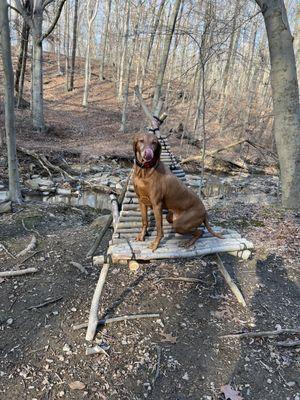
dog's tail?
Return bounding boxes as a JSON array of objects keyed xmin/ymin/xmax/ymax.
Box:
[{"xmin": 204, "ymin": 215, "xmax": 224, "ymax": 239}]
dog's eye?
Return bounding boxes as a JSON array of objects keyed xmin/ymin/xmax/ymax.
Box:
[{"xmin": 139, "ymin": 139, "xmax": 144, "ymax": 143}]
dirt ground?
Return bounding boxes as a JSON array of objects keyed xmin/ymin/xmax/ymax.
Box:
[
  {"xmin": 0, "ymin": 195, "xmax": 299, "ymax": 400},
  {"xmin": 0, "ymin": 53, "xmax": 299, "ymax": 400}
]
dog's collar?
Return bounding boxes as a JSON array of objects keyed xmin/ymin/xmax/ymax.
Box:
[{"xmin": 134, "ymin": 157, "xmax": 160, "ymax": 169}]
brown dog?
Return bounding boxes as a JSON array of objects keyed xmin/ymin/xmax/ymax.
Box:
[{"xmin": 133, "ymin": 132, "xmax": 223, "ymax": 251}]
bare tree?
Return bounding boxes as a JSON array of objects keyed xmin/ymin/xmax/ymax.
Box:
[
  {"xmin": 99, "ymin": 0, "xmax": 112, "ymax": 81},
  {"xmin": 82, "ymin": 0, "xmax": 100, "ymax": 107},
  {"xmin": 255, "ymin": 0, "xmax": 300, "ymax": 209},
  {"xmin": 152, "ymin": 0, "xmax": 182, "ymax": 111},
  {"xmin": 0, "ymin": 0, "xmax": 21, "ymax": 202},
  {"xmin": 14, "ymin": 0, "xmax": 66, "ymax": 132}
]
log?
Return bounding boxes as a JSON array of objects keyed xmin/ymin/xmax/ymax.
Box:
[
  {"xmin": 110, "ymin": 194, "xmax": 119, "ymax": 231},
  {"xmin": 215, "ymin": 254, "xmax": 246, "ymax": 307},
  {"xmin": 85, "ymin": 263, "xmax": 110, "ymax": 341},
  {"xmin": 0, "ymin": 267, "xmax": 38, "ymax": 277}
]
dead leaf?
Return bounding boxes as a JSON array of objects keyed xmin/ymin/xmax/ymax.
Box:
[
  {"xmin": 220, "ymin": 384, "xmax": 243, "ymax": 400},
  {"xmin": 161, "ymin": 333, "xmax": 177, "ymax": 344},
  {"xmin": 0, "ymin": 277, "xmax": 5, "ymax": 284},
  {"xmin": 69, "ymin": 381, "xmax": 86, "ymax": 390}
]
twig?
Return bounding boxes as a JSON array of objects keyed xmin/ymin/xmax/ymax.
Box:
[
  {"xmin": 27, "ymin": 296, "xmax": 63, "ymax": 310},
  {"xmin": 154, "ymin": 276, "xmax": 206, "ymax": 284},
  {"xmin": 221, "ymin": 327, "xmax": 300, "ymax": 339},
  {"xmin": 17, "ymin": 235, "xmax": 37, "ymax": 258},
  {"xmin": 14, "ymin": 250, "xmax": 42, "ymax": 269},
  {"xmin": 215, "ymin": 254, "xmax": 246, "ymax": 307},
  {"xmin": 0, "ymin": 243, "xmax": 16, "ymax": 259},
  {"xmin": 22, "ymin": 219, "xmax": 42, "ymax": 238},
  {"xmin": 276, "ymin": 339, "xmax": 300, "ymax": 347},
  {"xmin": 152, "ymin": 345, "xmax": 162, "ymax": 387},
  {"xmin": 0, "ymin": 268, "xmax": 38, "ymax": 278},
  {"xmin": 73, "ymin": 313, "xmax": 160, "ymax": 331},
  {"xmin": 70, "ymin": 261, "xmax": 87, "ymax": 274}
]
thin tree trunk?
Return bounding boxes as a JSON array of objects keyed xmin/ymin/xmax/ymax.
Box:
[
  {"xmin": 118, "ymin": 0, "xmax": 130, "ymax": 100},
  {"xmin": 255, "ymin": 0, "xmax": 300, "ymax": 209},
  {"xmin": 99, "ymin": 0, "xmax": 112, "ymax": 81},
  {"xmin": 16, "ymin": 23, "xmax": 30, "ymax": 108},
  {"xmin": 140, "ymin": 0, "xmax": 166, "ymax": 92},
  {"xmin": 68, "ymin": 0, "xmax": 79, "ymax": 90},
  {"xmin": 31, "ymin": 16, "xmax": 45, "ymax": 132},
  {"xmin": 82, "ymin": 0, "xmax": 100, "ymax": 107},
  {"xmin": 0, "ymin": 1, "xmax": 21, "ymax": 202},
  {"xmin": 152, "ymin": 0, "xmax": 182, "ymax": 111},
  {"xmin": 64, "ymin": 0, "xmax": 70, "ymax": 90}
]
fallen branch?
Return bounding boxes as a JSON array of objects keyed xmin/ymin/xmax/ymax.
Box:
[
  {"xmin": 17, "ymin": 235, "xmax": 37, "ymax": 258},
  {"xmin": 181, "ymin": 139, "xmax": 278, "ymax": 165},
  {"xmin": 0, "ymin": 243, "xmax": 16, "ymax": 259},
  {"xmin": 70, "ymin": 261, "xmax": 87, "ymax": 274},
  {"xmin": 85, "ymin": 263, "xmax": 110, "ymax": 341},
  {"xmin": 73, "ymin": 312, "xmax": 160, "ymax": 331},
  {"xmin": 221, "ymin": 327, "xmax": 300, "ymax": 339},
  {"xmin": 276, "ymin": 339, "xmax": 300, "ymax": 347},
  {"xmin": 0, "ymin": 267, "xmax": 38, "ymax": 278},
  {"xmin": 215, "ymin": 254, "xmax": 246, "ymax": 308},
  {"xmin": 22, "ymin": 219, "xmax": 42, "ymax": 238},
  {"xmin": 17, "ymin": 146, "xmax": 118, "ymax": 195},
  {"xmin": 154, "ymin": 276, "xmax": 205, "ymax": 284},
  {"xmin": 152, "ymin": 345, "xmax": 162, "ymax": 387},
  {"xmin": 14, "ymin": 250, "xmax": 42, "ymax": 269},
  {"xmin": 27, "ymin": 296, "xmax": 63, "ymax": 310}
]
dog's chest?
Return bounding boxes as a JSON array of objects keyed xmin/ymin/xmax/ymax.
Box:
[{"xmin": 133, "ymin": 178, "xmax": 152, "ymax": 206}]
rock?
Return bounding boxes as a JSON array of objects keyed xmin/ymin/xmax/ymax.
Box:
[
  {"xmin": 25, "ymin": 178, "xmax": 54, "ymax": 191},
  {"xmin": 56, "ymin": 188, "xmax": 72, "ymax": 195},
  {"xmin": 182, "ymin": 372, "xmax": 189, "ymax": 381},
  {"xmin": 93, "ymin": 255, "xmax": 105, "ymax": 266},
  {"xmin": 287, "ymin": 382, "xmax": 295, "ymax": 387},
  {"xmin": 69, "ymin": 381, "xmax": 86, "ymax": 390},
  {"xmin": 0, "ymin": 201, "xmax": 11, "ymax": 214}
]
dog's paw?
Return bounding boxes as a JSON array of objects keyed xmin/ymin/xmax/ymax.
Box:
[
  {"xmin": 149, "ymin": 240, "xmax": 159, "ymax": 252},
  {"xmin": 135, "ymin": 234, "xmax": 145, "ymax": 241}
]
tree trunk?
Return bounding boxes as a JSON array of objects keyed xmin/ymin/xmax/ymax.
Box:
[
  {"xmin": 0, "ymin": 1, "xmax": 21, "ymax": 202},
  {"xmin": 139, "ymin": 0, "xmax": 166, "ymax": 92},
  {"xmin": 69, "ymin": 0, "xmax": 79, "ymax": 90},
  {"xmin": 32, "ymin": 17, "xmax": 45, "ymax": 133},
  {"xmin": 118, "ymin": 0, "xmax": 130, "ymax": 100},
  {"xmin": 16, "ymin": 22, "xmax": 30, "ymax": 108},
  {"xmin": 99, "ymin": 0, "xmax": 112, "ymax": 81},
  {"xmin": 82, "ymin": 0, "xmax": 99, "ymax": 107},
  {"xmin": 152, "ymin": 0, "xmax": 182, "ymax": 111},
  {"xmin": 256, "ymin": 0, "xmax": 300, "ymax": 209},
  {"xmin": 294, "ymin": 3, "xmax": 300, "ymax": 82}
]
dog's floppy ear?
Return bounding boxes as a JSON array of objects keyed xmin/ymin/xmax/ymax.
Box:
[
  {"xmin": 133, "ymin": 135, "xmax": 138, "ymax": 156},
  {"xmin": 154, "ymin": 140, "xmax": 161, "ymax": 159}
]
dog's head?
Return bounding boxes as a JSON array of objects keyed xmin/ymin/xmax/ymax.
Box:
[{"xmin": 133, "ymin": 132, "xmax": 161, "ymax": 164}]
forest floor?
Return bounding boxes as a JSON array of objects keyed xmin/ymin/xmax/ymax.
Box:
[{"xmin": 0, "ymin": 53, "xmax": 300, "ymax": 400}]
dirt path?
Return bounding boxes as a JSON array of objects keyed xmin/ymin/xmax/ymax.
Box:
[{"xmin": 0, "ymin": 199, "xmax": 299, "ymax": 400}]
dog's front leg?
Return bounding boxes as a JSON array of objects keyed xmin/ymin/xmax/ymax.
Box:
[
  {"xmin": 150, "ymin": 203, "xmax": 164, "ymax": 251},
  {"xmin": 136, "ymin": 202, "xmax": 148, "ymax": 241}
]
